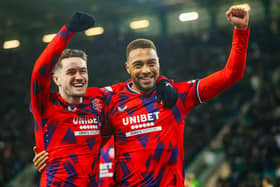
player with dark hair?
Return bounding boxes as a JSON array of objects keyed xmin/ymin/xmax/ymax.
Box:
[
  {"xmin": 101, "ymin": 6, "xmax": 250, "ymax": 186},
  {"xmin": 31, "ymin": 12, "xmax": 177, "ymax": 186}
]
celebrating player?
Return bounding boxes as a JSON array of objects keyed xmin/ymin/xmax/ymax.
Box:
[
  {"xmin": 31, "ymin": 12, "xmax": 177, "ymax": 186},
  {"xmin": 32, "ymin": 5, "xmax": 250, "ymax": 186},
  {"xmin": 101, "ymin": 6, "xmax": 250, "ymax": 186}
]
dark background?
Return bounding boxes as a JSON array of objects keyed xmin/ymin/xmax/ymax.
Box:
[{"xmin": 0, "ymin": 0, "xmax": 279, "ymax": 186}]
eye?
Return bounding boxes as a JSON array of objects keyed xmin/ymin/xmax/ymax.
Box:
[
  {"xmin": 133, "ymin": 63, "xmax": 142, "ymax": 69},
  {"xmin": 67, "ymin": 69, "xmax": 76, "ymax": 75},
  {"xmin": 148, "ymin": 61, "xmax": 157, "ymax": 67},
  {"xmin": 80, "ymin": 69, "xmax": 87, "ymax": 73}
]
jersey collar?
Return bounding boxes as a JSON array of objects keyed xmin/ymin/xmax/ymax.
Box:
[
  {"xmin": 52, "ymin": 92, "xmax": 92, "ymax": 110},
  {"xmin": 125, "ymin": 82, "xmax": 157, "ymax": 96}
]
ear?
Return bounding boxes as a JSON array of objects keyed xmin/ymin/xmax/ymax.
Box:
[
  {"xmin": 52, "ymin": 74, "xmax": 61, "ymax": 87},
  {"xmin": 125, "ymin": 62, "xmax": 130, "ymax": 74}
]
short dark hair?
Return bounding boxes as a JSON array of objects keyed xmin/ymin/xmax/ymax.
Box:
[
  {"xmin": 54, "ymin": 49, "xmax": 87, "ymax": 73},
  {"xmin": 126, "ymin": 38, "xmax": 157, "ymax": 59}
]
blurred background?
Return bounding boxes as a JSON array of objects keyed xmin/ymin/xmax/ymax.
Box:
[{"xmin": 0, "ymin": 0, "xmax": 279, "ymax": 186}]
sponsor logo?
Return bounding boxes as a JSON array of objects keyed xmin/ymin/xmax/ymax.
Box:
[
  {"xmin": 122, "ymin": 112, "xmax": 159, "ymax": 126},
  {"xmin": 79, "ymin": 125, "xmax": 99, "ymax": 129},
  {"xmin": 74, "ymin": 130, "xmax": 100, "ymax": 136},
  {"xmin": 121, "ymin": 112, "xmax": 161, "ymax": 136},
  {"xmin": 126, "ymin": 126, "xmax": 162, "ymax": 137},
  {"xmin": 100, "ymin": 162, "xmax": 113, "ymax": 178},
  {"xmin": 73, "ymin": 117, "xmax": 98, "ymax": 125}
]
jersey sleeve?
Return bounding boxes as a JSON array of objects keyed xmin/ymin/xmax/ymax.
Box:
[
  {"xmin": 198, "ymin": 28, "xmax": 250, "ymax": 103},
  {"xmin": 101, "ymin": 82, "xmax": 127, "ymax": 138},
  {"xmin": 30, "ymin": 25, "xmax": 74, "ymax": 119},
  {"xmin": 100, "ymin": 82, "xmax": 127, "ymax": 94},
  {"xmin": 174, "ymin": 79, "xmax": 200, "ymax": 111}
]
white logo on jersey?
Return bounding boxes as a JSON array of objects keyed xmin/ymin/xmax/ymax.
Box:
[
  {"xmin": 126, "ymin": 126, "xmax": 162, "ymax": 137},
  {"xmin": 73, "ymin": 117, "xmax": 98, "ymax": 125},
  {"xmin": 74, "ymin": 130, "xmax": 100, "ymax": 136},
  {"xmin": 100, "ymin": 162, "xmax": 113, "ymax": 178},
  {"xmin": 117, "ymin": 106, "xmax": 127, "ymax": 112},
  {"xmin": 122, "ymin": 112, "xmax": 160, "ymax": 126}
]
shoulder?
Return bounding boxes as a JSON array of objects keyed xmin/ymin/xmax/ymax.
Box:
[
  {"xmin": 102, "ymin": 81, "xmax": 128, "ymax": 94},
  {"xmin": 85, "ymin": 87, "xmax": 103, "ymax": 97}
]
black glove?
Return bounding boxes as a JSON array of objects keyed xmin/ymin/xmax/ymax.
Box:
[
  {"xmin": 67, "ymin": 12, "xmax": 95, "ymax": 32},
  {"xmin": 156, "ymin": 78, "xmax": 178, "ymax": 108}
]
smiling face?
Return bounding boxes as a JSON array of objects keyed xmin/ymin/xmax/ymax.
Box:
[
  {"xmin": 126, "ymin": 48, "xmax": 159, "ymax": 93},
  {"xmin": 53, "ymin": 57, "xmax": 88, "ymax": 103}
]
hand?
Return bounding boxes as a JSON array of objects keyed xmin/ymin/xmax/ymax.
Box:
[
  {"xmin": 33, "ymin": 146, "xmax": 49, "ymax": 172},
  {"xmin": 156, "ymin": 78, "xmax": 178, "ymax": 108},
  {"xmin": 226, "ymin": 6, "xmax": 249, "ymax": 30},
  {"xmin": 67, "ymin": 12, "xmax": 95, "ymax": 32}
]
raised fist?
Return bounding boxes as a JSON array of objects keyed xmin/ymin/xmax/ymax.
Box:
[
  {"xmin": 226, "ymin": 6, "xmax": 249, "ymax": 30},
  {"xmin": 67, "ymin": 12, "xmax": 95, "ymax": 32}
]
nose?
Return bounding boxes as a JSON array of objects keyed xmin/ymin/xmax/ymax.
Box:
[
  {"xmin": 141, "ymin": 64, "xmax": 151, "ymax": 74},
  {"xmin": 75, "ymin": 72, "xmax": 84, "ymax": 81}
]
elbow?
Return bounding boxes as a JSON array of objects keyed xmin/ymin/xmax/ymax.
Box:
[
  {"xmin": 235, "ymin": 69, "xmax": 245, "ymax": 81},
  {"xmin": 228, "ymin": 70, "xmax": 244, "ymax": 85}
]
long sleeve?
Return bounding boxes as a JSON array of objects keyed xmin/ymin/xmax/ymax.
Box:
[
  {"xmin": 197, "ymin": 28, "xmax": 250, "ymax": 103},
  {"xmin": 30, "ymin": 25, "xmax": 74, "ymax": 119}
]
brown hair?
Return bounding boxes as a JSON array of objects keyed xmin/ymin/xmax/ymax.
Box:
[
  {"xmin": 126, "ymin": 38, "xmax": 157, "ymax": 59},
  {"xmin": 53, "ymin": 49, "xmax": 87, "ymax": 73}
]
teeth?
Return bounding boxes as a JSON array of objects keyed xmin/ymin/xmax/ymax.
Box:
[
  {"xmin": 141, "ymin": 77, "xmax": 152, "ymax": 80},
  {"xmin": 73, "ymin": 84, "xmax": 83, "ymax": 87}
]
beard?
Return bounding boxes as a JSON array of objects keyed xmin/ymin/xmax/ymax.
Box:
[{"xmin": 132, "ymin": 77, "xmax": 156, "ymax": 93}]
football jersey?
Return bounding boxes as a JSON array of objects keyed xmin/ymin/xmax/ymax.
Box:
[
  {"xmin": 99, "ymin": 137, "xmax": 115, "ymax": 187},
  {"xmin": 31, "ymin": 25, "xmax": 104, "ymax": 186},
  {"xmin": 102, "ymin": 28, "xmax": 250, "ymax": 187},
  {"xmin": 30, "ymin": 25, "xmax": 129, "ymax": 186},
  {"xmin": 103, "ymin": 80, "xmax": 199, "ymax": 187}
]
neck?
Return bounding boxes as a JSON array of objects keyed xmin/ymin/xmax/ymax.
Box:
[
  {"xmin": 60, "ymin": 93, "xmax": 83, "ymax": 105},
  {"xmin": 130, "ymin": 82, "xmax": 154, "ymax": 95},
  {"xmin": 67, "ymin": 96, "xmax": 83, "ymax": 105}
]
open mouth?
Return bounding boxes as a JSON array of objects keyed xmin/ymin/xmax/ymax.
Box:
[
  {"xmin": 72, "ymin": 83, "xmax": 85, "ymax": 89},
  {"xmin": 138, "ymin": 76, "xmax": 155, "ymax": 87},
  {"xmin": 139, "ymin": 76, "xmax": 154, "ymax": 81}
]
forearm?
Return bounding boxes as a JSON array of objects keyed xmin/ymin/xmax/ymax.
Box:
[
  {"xmin": 224, "ymin": 28, "xmax": 249, "ymax": 77},
  {"xmin": 32, "ymin": 25, "xmax": 73, "ymax": 77},
  {"xmin": 198, "ymin": 28, "xmax": 250, "ymax": 103}
]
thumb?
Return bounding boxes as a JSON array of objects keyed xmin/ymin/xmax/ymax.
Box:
[{"xmin": 33, "ymin": 146, "xmax": 37, "ymax": 154}]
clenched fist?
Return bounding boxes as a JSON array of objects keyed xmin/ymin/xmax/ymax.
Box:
[
  {"xmin": 226, "ymin": 6, "xmax": 249, "ymax": 30},
  {"xmin": 67, "ymin": 12, "xmax": 95, "ymax": 32}
]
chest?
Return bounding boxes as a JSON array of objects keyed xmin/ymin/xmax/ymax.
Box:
[
  {"xmin": 45, "ymin": 103, "xmax": 102, "ymax": 138},
  {"xmin": 109, "ymin": 95, "xmax": 183, "ymax": 137}
]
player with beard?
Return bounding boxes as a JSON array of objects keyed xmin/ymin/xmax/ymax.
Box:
[{"xmin": 101, "ymin": 6, "xmax": 250, "ymax": 186}]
